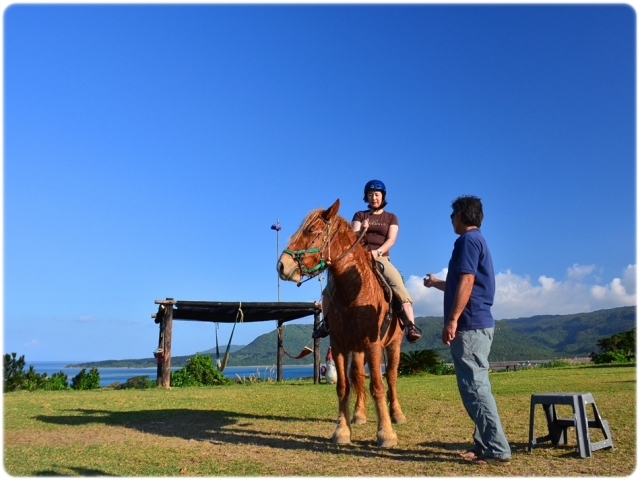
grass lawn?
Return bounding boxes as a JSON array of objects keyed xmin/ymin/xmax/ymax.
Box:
[{"xmin": 3, "ymin": 363, "xmax": 635, "ymax": 476}]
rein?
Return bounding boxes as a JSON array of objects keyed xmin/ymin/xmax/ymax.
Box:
[{"xmin": 283, "ymin": 217, "xmax": 367, "ymax": 287}]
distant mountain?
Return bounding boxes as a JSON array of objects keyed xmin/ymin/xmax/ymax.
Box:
[
  {"xmin": 66, "ymin": 344, "xmax": 246, "ymax": 368},
  {"xmin": 406, "ymin": 306, "xmax": 635, "ymax": 362},
  {"xmin": 68, "ymin": 306, "xmax": 635, "ymax": 368}
]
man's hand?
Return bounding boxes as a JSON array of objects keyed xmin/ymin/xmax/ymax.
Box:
[
  {"xmin": 424, "ymin": 274, "xmax": 446, "ymax": 292},
  {"xmin": 441, "ymin": 320, "xmax": 457, "ymax": 345}
]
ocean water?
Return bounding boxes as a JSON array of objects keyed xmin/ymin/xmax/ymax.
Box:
[{"xmin": 30, "ymin": 361, "xmax": 315, "ymax": 387}]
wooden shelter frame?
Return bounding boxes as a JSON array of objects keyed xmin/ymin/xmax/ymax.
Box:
[{"xmin": 152, "ymin": 298, "xmax": 323, "ymax": 387}]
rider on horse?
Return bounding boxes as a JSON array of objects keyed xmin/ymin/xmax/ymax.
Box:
[{"xmin": 313, "ymin": 180, "xmax": 422, "ymax": 343}]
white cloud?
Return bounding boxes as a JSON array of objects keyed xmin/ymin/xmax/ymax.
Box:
[
  {"xmin": 407, "ymin": 264, "xmax": 636, "ymax": 319},
  {"xmin": 566, "ymin": 263, "xmax": 595, "ymax": 281}
]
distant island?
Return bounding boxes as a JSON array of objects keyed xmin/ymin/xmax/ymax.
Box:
[{"xmin": 67, "ymin": 305, "xmax": 635, "ymax": 369}]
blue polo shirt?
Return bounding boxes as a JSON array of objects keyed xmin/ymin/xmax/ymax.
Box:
[{"xmin": 444, "ymin": 228, "xmax": 495, "ymax": 331}]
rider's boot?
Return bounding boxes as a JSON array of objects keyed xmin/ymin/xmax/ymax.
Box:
[
  {"xmin": 399, "ymin": 303, "xmax": 422, "ymax": 343},
  {"xmin": 312, "ymin": 317, "xmax": 330, "ymax": 339}
]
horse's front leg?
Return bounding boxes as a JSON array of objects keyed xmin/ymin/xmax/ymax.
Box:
[
  {"xmin": 332, "ymin": 350, "xmax": 352, "ymax": 444},
  {"xmin": 367, "ymin": 345, "xmax": 398, "ymax": 448},
  {"xmin": 350, "ymin": 351, "xmax": 367, "ymax": 425},
  {"xmin": 385, "ymin": 341, "xmax": 406, "ymax": 424}
]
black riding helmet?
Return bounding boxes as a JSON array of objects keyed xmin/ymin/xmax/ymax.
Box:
[{"xmin": 363, "ymin": 179, "xmax": 388, "ymax": 208}]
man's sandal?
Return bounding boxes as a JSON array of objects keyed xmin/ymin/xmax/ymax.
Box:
[
  {"xmin": 459, "ymin": 451, "xmax": 480, "ymax": 461},
  {"xmin": 472, "ymin": 456, "xmax": 511, "ymax": 466}
]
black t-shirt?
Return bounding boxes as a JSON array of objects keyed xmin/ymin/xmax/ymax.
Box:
[{"xmin": 352, "ymin": 210, "xmax": 398, "ymax": 254}]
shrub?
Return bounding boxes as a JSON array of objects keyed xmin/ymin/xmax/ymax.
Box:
[
  {"xmin": 4, "ymin": 353, "xmax": 70, "ymax": 391},
  {"xmin": 117, "ymin": 375, "xmax": 155, "ymax": 389},
  {"xmin": 71, "ymin": 368, "xmax": 101, "ymax": 390},
  {"xmin": 431, "ymin": 360, "xmax": 456, "ymax": 376},
  {"xmin": 171, "ymin": 353, "xmax": 232, "ymax": 387},
  {"xmin": 538, "ymin": 359, "xmax": 571, "ymax": 369},
  {"xmin": 44, "ymin": 372, "xmax": 69, "ymax": 390},
  {"xmin": 399, "ymin": 349, "xmax": 440, "ymax": 375},
  {"xmin": 23, "ymin": 366, "xmax": 48, "ymax": 391},
  {"xmin": 591, "ymin": 350, "xmax": 630, "ymax": 364}
]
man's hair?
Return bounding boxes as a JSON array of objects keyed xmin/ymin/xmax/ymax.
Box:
[{"xmin": 451, "ymin": 195, "xmax": 484, "ymax": 227}]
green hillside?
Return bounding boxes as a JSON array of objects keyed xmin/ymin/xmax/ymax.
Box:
[
  {"xmin": 503, "ymin": 306, "xmax": 636, "ymax": 356},
  {"xmin": 69, "ymin": 306, "xmax": 635, "ymax": 368}
]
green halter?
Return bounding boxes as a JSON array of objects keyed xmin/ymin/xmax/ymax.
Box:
[{"xmin": 282, "ymin": 247, "xmax": 327, "ymax": 278}]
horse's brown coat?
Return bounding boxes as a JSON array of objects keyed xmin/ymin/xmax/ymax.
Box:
[{"xmin": 277, "ymin": 199, "xmax": 405, "ymax": 447}]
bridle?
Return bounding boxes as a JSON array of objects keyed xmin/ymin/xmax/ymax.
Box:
[{"xmin": 283, "ymin": 214, "xmax": 366, "ymax": 287}]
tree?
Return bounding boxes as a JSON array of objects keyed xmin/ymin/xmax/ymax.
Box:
[
  {"xmin": 595, "ymin": 329, "xmax": 635, "ymax": 357},
  {"xmin": 590, "ymin": 329, "xmax": 636, "ymax": 364},
  {"xmin": 4, "ymin": 353, "xmax": 26, "ymax": 392}
]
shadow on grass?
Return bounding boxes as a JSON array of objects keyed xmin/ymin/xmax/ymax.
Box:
[
  {"xmin": 34, "ymin": 408, "xmax": 454, "ymax": 463},
  {"xmin": 35, "ymin": 467, "xmax": 115, "ymax": 476}
]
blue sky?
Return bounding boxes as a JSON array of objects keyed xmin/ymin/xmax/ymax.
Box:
[{"xmin": 4, "ymin": 4, "xmax": 636, "ymax": 362}]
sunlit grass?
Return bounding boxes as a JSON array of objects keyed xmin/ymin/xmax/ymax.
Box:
[{"xmin": 4, "ymin": 364, "xmax": 635, "ymax": 476}]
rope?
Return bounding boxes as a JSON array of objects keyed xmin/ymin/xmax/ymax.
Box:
[
  {"xmin": 219, "ymin": 302, "xmax": 244, "ymax": 372},
  {"xmin": 215, "ymin": 323, "xmax": 221, "ymax": 369}
]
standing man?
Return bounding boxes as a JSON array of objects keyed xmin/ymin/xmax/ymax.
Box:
[{"xmin": 424, "ymin": 195, "xmax": 511, "ymax": 466}]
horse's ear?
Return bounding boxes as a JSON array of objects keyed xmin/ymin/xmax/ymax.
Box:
[{"xmin": 322, "ymin": 199, "xmax": 340, "ymax": 222}]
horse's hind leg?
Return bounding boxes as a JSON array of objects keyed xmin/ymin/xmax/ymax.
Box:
[
  {"xmin": 350, "ymin": 351, "xmax": 367, "ymax": 425},
  {"xmin": 331, "ymin": 349, "xmax": 352, "ymax": 444},
  {"xmin": 385, "ymin": 342, "xmax": 406, "ymax": 424}
]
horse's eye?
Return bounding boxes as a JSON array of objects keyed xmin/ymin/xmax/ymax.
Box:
[{"xmin": 306, "ymin": 226, "xmax": 316, "ymax": 234}]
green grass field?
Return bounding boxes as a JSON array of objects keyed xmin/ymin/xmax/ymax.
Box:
[{"xmin": 3, "ymin": 364, "xmax": 636, "ymax": 476}]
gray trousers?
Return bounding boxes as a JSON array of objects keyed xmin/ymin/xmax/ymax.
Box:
[{"xmin": 450, "ymin": 328, "xmax": 511, "ymax": 459}]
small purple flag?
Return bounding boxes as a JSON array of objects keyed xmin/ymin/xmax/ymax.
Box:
[{"xmin": 271, "ymin": 222, "xmax": 281, "ymax": 231}]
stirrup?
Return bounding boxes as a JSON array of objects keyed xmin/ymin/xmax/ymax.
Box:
[
  {"xmin": 406, "ymin": 324, "xmax": 422, "ymax": 343},
  {"xmin": 312, "ymin": 320, "xmax": 330, "ymax": 339}
]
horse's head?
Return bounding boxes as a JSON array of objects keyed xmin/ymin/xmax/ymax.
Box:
[{"xmin": 277, "ymin": 199, "xmax": 344, "ymax": 285}]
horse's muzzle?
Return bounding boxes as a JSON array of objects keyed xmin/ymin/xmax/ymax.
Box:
[{"xmin": 277, "ymin": 255, "xmax": 301, "ymax": 283}]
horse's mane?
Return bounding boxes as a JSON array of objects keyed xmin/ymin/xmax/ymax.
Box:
[{"xmin": 289, "ymin": 208, "xmax": 356, "ymax": 245}]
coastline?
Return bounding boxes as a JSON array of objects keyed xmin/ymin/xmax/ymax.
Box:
[
  {"xmin": 31, "ymin": 362, "xmax": 318, "ymax": 387},
  {"xmin": 64, "ymin": 363, "xmax": 316, "ymax": 369}
]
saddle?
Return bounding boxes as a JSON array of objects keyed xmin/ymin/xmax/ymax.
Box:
[
  {"xmin": 372, "ymin": 260, "xmax": 410, "ymax": 337},
  {"xmin": 312, "ymin": 259, "xmax": 409, "ymax": 341}
]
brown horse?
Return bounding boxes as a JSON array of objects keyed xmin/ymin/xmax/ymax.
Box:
[{"xmin": 277, "ymin": 199, "xmax": 406, "ymax": 448}]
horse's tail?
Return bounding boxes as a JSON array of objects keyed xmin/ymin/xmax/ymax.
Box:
[{"xmin": 348, "ymin": 354, "xmax": 368, "ymax": 399}]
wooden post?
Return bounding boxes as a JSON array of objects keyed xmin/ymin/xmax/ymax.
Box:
[
  {"xmin": 156, "ymin": 319, "xmax": 164, "ymax": 386},
  {"xmin": 277, "ymin": 321, "xmax": 283, "ymax": 382},
  {"xmin": 155, "ymin": 298, "xmax": 175, "ymax": 388},
  {"xmin": 313, "ymin": 308, "xmax": 321, "ymax": 384}
]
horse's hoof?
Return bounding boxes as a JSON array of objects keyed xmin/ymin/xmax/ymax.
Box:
[
  {"xmin": 377, "ymin": 438, "xmax": 398, "ymax": 448},
  {"xmin": 351, "ymin": 416, "xmax": 366, "ymax": 425},
  {"xmin": 377, "ymin": 431, "xmax": 398, "ymax": 448},
  {"xmin": 391, "ymin": 413, "xmax": 406, "ymax": 424},
  {"xmin": 332, "ymin": 435, "xmax": 351, "ymax": 445}
]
